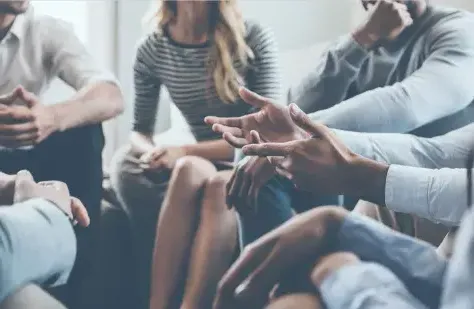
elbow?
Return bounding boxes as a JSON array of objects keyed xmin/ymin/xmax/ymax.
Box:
[{"xmin": 108, "ymin": 84, "xmax": 125, "ymax": 117}]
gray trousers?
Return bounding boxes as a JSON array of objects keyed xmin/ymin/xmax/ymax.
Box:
[
  {"xmin": 110, "ymin": 146, "xmax": 172, "ymax": 309},
  {"xmin": 0, "ymin": 285, "xmax": 66, "ymax": 309}
]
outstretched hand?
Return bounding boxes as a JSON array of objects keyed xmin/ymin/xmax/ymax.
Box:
[
  {"xmin": 205, "ymin": 88, "xmax": 308, "ymax": 148},
  {"xmin": 241, "ymin": 105, "xmax": 356, "ymax": 194}
]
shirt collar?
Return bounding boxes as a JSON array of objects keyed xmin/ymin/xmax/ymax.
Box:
[{"xmin": 9, "ymin": 7, "xmax": 32, "ymax": 41}]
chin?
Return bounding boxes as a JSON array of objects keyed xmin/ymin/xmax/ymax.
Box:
[{"xmin": 0, "ymin": 0, "xmax": 29, "ymax": 15}]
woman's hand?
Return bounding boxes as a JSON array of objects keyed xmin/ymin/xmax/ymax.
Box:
[{"xmin": 140, "ymin": 146, "xmax": 187, "ymax": 171}]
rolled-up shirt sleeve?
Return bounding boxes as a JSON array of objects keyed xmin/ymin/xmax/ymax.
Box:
[
  {"xmin": 336, "ymin": 213, "xmax": 446, "ymax": 309},
  {"xmin": 320, "ymin": 262, "xmax": 428, "ymax": 309},
  {"xmin": 42, "ymin": 18, "xmax": 119, "ymax": 90},
  {"xmin": 0, "ymin": 198, "xmax": 76, "ymax": 302},
  {"xmin": 385, "ymin": 165, "xmax": 469, "ymax": 227}
]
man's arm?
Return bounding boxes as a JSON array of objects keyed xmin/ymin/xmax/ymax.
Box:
[
  {"xmin": 332, "ymin": 123, "xmax": 474, "ymax": 169},
  {"xmin": 333, "ymin": 213, "xmax": 447, "ymax": 309},
  {"xmin": 290, "ymin": 35, "xmax": 368, "ymax": 112},
  {"xmin": 311, "ymin": 17, "xmax": 474, "ymax": 133},
  {"xmin": 0, "ymin": 199, "xmax": 76, "ymax": 303},
  {"xmin": 319, "ymin": 262, "xmax": 428, "ymax": 309},
  {"xmin": 44, "ymin": 19, "xmax": 124, "ymax": 131}
]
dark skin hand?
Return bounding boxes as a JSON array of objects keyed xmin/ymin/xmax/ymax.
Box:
[
  {"xmin": 242, "ymin": 104, "xmax": 389, "ymax": 205},
  {"xmin": 213, "ymin": 206, "xmax": 347, "ymax": 309}
]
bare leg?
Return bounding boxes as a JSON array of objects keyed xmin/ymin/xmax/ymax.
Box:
[
  {"xmin": 149, "ymin": 156, "xmax": 217, "ymax": 309},
  {"xmin": 181, "ymin": 171, "xmax": 239, "ymax": 309},
  {"xmin": 265, "ymin": 294, "xmax": 323, "ymax": 309}
]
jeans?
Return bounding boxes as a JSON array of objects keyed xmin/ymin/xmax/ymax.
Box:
[
  {"xmin": 0, "ymin": 124, "xmax": 104, "ymax": 309},
  {"xmin": 239, "ymin": 175, "xmax": 340, "ymax": 245}
]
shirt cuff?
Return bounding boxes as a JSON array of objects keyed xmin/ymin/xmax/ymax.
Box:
[
  {"xmin": 335, "ymin": 34, "xmax": 369, "ymax": 68},
  {"xmin": 319, "ymin": 262, "xmax": 404, "ymax": 309}
]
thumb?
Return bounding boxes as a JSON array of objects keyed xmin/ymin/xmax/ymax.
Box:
[
  {"xmin": 14, "ymin": 170, "xmax": 36, "ymax": 203},
  {"xmin": 288, "ymin": 104, "xmax": 325, "ymax": 137},
  {"xmin": 0, "ymin": 87, "xmax": 22, "ymax": 105},
  {"xmin": 249, "ymin": 130, "xmax": 262, "ymax": 144},
  {"xmin": 18, "ymin": 88, "xmax": 38, "ymax": 108}
]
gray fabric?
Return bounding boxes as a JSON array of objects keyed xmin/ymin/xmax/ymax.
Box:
[
  {"xmin": 0, "ymin": 199, "xmax": 76, "ymax": 303},
  {"xmin": 295, "ymin": 6, "xmax": 474, "ymax": 138}
]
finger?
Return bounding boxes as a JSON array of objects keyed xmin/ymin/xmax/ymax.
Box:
[
  {"xmin": 205, "ymin": 116, "xmax": 244, "ymax": 130},
  {"xmin": 228, "ymin": 168, "xmax": 244, "ymax": 209},
  {"xmin": 0, "ymin": 106, "xmax": 35, "ymax": 123},
  {"xmin": 211, "ymin": 123, "xmax": 244, "ymax": 137},
  {"xmin": 0, "ymin": 87, "xmax": 22, "ymax": 105},
  {"xmin": 14, "ymin": 170, "xmax": 36, "ymax": 203},
  {"xmin": 17, "ymin": 88, "xmax": 38, "ymax": 108},
  {"xmin": 0, "ymin": 122, "xmax": 38, "ymax": 136},
  {"xmin": 236, "ymin": 172, "xmax": 252, "ymax": 213},
  {"xmin": 274, "ymin": 166, "xmax": 294, "ymax": 182},
  {"xmin": 288, "ymin": 104, "xmax": 327, "ymax": 138},
  {"xmin": 249, "ymin": 130, "xmax": 262, "ymax": 144},
  {"xmin": 239, "ymin": 87, "xmax": 270, "ymax": 109},
  {"xmin": 248, "ymin": 182, "xmax": 261, "ymax": 214},
  {"xmin": 226, "ymin": 170, "xmax": 238, "ymax": 208},
  {"xmin": 242, "ymin": 143, "xmax": 294, "ymax": 157},
  {"xmin": 150, "ymin": 148, "xmax": 166, "ymax": 162},
  {"xmin": 215, "ymin": 242, "xmax": 274, "ymax": 309},
  {"xmin": 223, "ymin": 132, "xmax": 249, "ymax": 149},
  {"xmin": 70, "ymin": 197, "xmax": 90, "ymax": 227},
  {"xmin": 0, "ymin": 132, "xmax": 39, "ymax": 146}
]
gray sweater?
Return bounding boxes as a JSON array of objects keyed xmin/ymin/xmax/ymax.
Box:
[{"xmin": 292, "ymin": 6, "xmax": 474, "ymax": 138}]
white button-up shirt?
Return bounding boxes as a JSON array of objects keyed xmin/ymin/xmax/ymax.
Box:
[
  {"xmin": 334, "ymin": 124, "xmax": 474, "ymax": 227},
  {"xmin": 0, "ymin": 7, "xmax": 116, "ymax": 100}
]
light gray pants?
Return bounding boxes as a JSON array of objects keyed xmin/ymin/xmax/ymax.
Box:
[
  {"xmin": 0, "ymin": 285, "xmax": 67, "ymax": 309},
  {"xmin": 110, "ymin": 146, "xmax": 173, "ymax": 309}
]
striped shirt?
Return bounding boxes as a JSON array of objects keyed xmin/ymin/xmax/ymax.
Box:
[{"xmin": 132, "ymin": 20, "xmax": 281, "ymax": 142}]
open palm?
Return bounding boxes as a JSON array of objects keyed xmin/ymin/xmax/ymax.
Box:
[{"xmin": 205, "ymin": 88, "xmax": 306, "ymax": 148}]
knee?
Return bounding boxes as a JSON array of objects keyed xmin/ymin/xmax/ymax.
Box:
[
  {"xmin": 203, "ymin": 172, "xmax": 229, "ymax": 198},
  {"xmin": 173, "ymin": 156, "xmax": 216, "ymax": 186},
  {"xmin": 311, "ymin": 252, "xmax": 360, "ymax": 287}
]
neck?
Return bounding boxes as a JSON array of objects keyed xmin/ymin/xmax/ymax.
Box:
[
  {"xmin": 0, "ymin": 14, "xmax": 15, "ymax": 41},
  {"xmin": 171, "ymin": 3, "xmax": 210, "ymax": 44}
]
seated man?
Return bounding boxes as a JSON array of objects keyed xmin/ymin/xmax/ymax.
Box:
[
  {"xmin": 0, "ymin": 170, "xmax": 90, "ymax": 308},
  {"xmin": 207, "ymin": 92, "xmax": 474, "ymax": 255},
  {"xmin": 212, "ymin": 109, "xmax": 474, "ymax": 308},
  {"xmin": 218, "ymin": 0, "xmax": 474, "ymax": 246},
  {"xmin": 0, "ymin": 1, "xmax": 123, "ymax": 308}
]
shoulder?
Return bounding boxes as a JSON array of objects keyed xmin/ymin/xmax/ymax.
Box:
[
  {"xmin": 426, "ymin": 7, "xmax": 474, "ymax": 47},
  {"xmin": 30, "ymin": 13, "xmax": 76, "ymax": 40},
  {"xmin": 244, "ymin": 19, "xmax": 277, "ymax": 52}
]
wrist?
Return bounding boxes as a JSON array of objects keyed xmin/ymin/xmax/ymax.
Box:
[
  {"xmin": 352, "ymin": 27, "xmax": 379, "ymax": 49},
  {"xmin": 345, "ymin": 156, "xmax": 388, "ymax": 205},
  {"xmin": 46, "ymin": 105, "xmax": 62, "ymax": 132}
]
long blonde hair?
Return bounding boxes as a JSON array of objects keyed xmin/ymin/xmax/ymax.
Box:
[{"xmin": 152, "ymin": 0, "xmax": 254, "ymax": 103}]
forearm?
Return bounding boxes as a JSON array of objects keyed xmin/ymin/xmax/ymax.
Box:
[
  {"xmin": 319, "ymin": 263, "xmax": 428, "ymax": 309},
  {"xmin": 333, "ymin": 124, "xmax": 474, "ymax": 169},
  {"xmin": 0, "ymin": 199, "xmax": 76, "ymax": 302},
  {"xmin": 51, "ymin": 82, "xmax": 124, "ymax": 131},
  {"xmin": 182, "ymin": 139, "xmax": 234, "ymax": 162}
]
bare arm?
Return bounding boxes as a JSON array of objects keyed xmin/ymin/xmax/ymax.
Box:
[{"xmin": 51, "ymin": 82, "xmax": 123, "ymax": 131}]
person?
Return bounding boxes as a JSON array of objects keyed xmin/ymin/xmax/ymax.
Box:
[
  {"xmin": 0, "ymin": 1, "xmax": 124, "ymax": 308},
  {"xmin": 109, "ymin": 1, "xmax": 280, "ymax": 308},
  {"xmin": 0, "ymin": 170, "xmax": 90, "ymax": 308},
  {"xmin": 209, "ymin": 0, "xmax": 474, "ymax": 246},
  {"xmin": 211, "ymin": 114, "xmax": 474, "ymax": 308}
]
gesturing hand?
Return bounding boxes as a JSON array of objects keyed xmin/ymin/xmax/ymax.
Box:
[
  {"xmin": 0, "ymin": 86, "xmax": 58, "ymax": 148},
  {"xmin": 355, "ymin": 0, "xmax": 414, "ymax": 48},
  {"xmin": 139, "ymin": 145, "xmax": 186, "ymax": 171},
  {"xmin": 213, "ymin": 206, "xmax": 347, "ymax": 309},
  {"xmin": 242, "ymin": 104, "xmax": 356, "ymax": 194},
  {"xmin": 13, "ymin": 170, "xmax": 90, "ymax": 227},
  {"xmin": 205, "ymin": 88, "xmax": 308, "ymax": 148}
]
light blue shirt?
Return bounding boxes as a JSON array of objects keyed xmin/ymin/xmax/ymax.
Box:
[
  {"xmin": 319, "ymin": 210, "xmax": 474, "ymax": 309},
  {"xmin": 0, "ymin": 198, "xmax": 76, "ymax": 302},
  {"xmin": 333, "ymin": 123, "xmax": 474, "ymax": 226}
]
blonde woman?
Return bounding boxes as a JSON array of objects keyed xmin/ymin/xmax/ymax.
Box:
[{"xmin": 110, "ymin": 1, "xmax": 281, "ymax": 308}]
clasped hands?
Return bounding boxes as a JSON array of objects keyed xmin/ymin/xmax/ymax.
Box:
[{"xmin": 0, "ymin": 86, "xmax": 58, "ymax": 148}]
